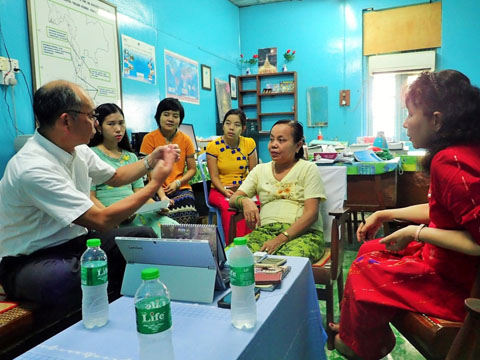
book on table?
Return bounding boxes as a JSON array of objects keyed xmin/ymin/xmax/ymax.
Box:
[{"xmin": 254, "ymin": 265, "xmax": 291, "ymax": 285}]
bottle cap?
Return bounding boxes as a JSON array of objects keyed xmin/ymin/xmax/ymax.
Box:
[
  {"xmin": 233, "ymin": 237, "xmax": 247, "ymax": 246},
  {"xmin": 141, "ymin": 267, "xmax": 160, "ymax": 280},
  {"xmin": 86, "ymin": 238, "xmax": 101, "ymax": 247}
]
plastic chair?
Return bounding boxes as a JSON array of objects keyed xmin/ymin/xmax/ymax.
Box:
[{"xmin": 197, "ymin": 152, "xmax": 226, "ymax": 246}]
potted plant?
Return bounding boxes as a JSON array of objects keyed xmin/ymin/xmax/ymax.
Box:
[
  {"xmin": 282, "ymin": 49, "xmax": 296, "ymax": 71},
  {"xmin": 240, "ymin": 54, "xmax": 259, "ymax": 74}
]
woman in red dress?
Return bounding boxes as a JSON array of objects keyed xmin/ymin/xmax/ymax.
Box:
[{"xmin": 331, "ymin": 70, "xmax": 480, "ymax": 359}]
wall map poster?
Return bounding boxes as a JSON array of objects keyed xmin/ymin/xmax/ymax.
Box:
[
  {"xmin": 121, "ymin": 34, "xmax": 156, "ymax": 84},
  {"xmin": 164, "ymin": 49, "xmax": 199, "ymax": 105},
  {"xmin": 27, "ymin": 0, "xmax": 122, "ymax": 106}
]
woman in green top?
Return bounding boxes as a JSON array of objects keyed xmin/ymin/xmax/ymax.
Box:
[{"xmin": 89, "ymin": 103, "xmax": 177, "ymax": 236}]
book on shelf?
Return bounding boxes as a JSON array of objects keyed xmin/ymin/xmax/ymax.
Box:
[{"xmin": 280, "ymin": 80, "xmax": 294, "ymax": 92}]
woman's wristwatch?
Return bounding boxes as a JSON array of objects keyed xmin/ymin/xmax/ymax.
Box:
[{"xmin": 175, "ymin": 180, "xmax": 182, "ymax": 189}]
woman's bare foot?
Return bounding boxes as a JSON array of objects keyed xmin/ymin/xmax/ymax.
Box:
[
  {"xmin": 334, "ymin": 334, "xmax": 362, "ymax": 359},
  {"xmin": 328, "ymin": 322, "xmax": 340, "ymax": 333}
]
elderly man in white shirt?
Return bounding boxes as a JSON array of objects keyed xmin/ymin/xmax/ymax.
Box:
[{"xmin": 0, "ymin": 80, "xmax": 178, "ymax": 307}]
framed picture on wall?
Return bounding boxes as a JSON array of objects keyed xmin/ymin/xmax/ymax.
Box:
[
  {"xmin": 165, "ymin": 50, "xmax": 199, "ymax": 104},
  {"xmin": 201, "ymin": 64, "xmax": 211, "ymax": 90},
  {"xmin": 229, "ymin": 75, "xmax": 237, "ymax": 100},
  {"xmin": 27, "ymin": 0, "xmax": 122, "ymax": 106}
]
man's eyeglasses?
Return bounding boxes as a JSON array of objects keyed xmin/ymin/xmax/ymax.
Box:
[{"xmin": 66, "ymin": 110, "xmax": 99, "ymax": 121}]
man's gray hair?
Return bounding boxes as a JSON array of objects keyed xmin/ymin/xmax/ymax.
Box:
[{"xmin": 33, "ymin": 81, "xmax": 83, "ymax": 129}]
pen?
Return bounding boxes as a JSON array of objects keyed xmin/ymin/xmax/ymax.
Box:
[{"xmin": 256, "ymin": 254, "xmax": 268, "ymax": 263}]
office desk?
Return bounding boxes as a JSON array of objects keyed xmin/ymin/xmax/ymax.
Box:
[
  {"xmin": 316, "ymin": 165, "xmax": 347, "ymax": 243},
  {"xmin": 17, "ymin": 257, "xmax": 327, "ymax": 360},
  {"xmin": 337, "ymin": 160, "xmax": 399, "ymax": 240}
]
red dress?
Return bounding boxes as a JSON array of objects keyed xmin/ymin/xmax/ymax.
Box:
[{"xmin": 339, "ymin": 145, "xmax": 480, "ymax": 360}]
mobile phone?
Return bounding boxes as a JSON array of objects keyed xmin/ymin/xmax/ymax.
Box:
[
  {"xmin": 253, "ymin": 255, "xmax": 287, "ymax": 266},
  {"xmin": 217, "ymin": 287, "xmax": 261, "ymax": 309}
]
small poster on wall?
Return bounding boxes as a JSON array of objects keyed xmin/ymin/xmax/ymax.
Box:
[
  {"xmin": 215, "ymin": 78, "xmax": 232, "ymax": 123},
  {"xmin": 165, "ymin": 50, "xmax": 200, "ymax": 104},
  {"xmin": 121, "ymin": 35, "xmax": 156, "ymax": 84},
  {"xmin": 258, "ymin": 47, "xmax": 277, "ymax": 74}
]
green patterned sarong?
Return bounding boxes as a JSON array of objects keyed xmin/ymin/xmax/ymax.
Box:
[{"xmin": 227, "ymin": 223, "xmax": 325, "ymax": 263}]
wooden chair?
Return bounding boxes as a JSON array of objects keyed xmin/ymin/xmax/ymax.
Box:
[
  {"xmin": 446, "ymin": 296, "xmax": 480, "ymax": 359},
  {"xmin": 228, "ymin": 167, "xmax": 349, "ymax": 350},
  {"xmin": 312, "ymin": 207, "xmax": 349, "ymax": 350},
  {"xmin": 228, "ymin": 204, "xmax": 349, "ymax": 350},
  {"xmin": 345, "ymin": 171, "xmax": 398, "ymax": 242},
  {"xmin": 386, "ymin": 221, "xmax": 480, "ymax": 359}
]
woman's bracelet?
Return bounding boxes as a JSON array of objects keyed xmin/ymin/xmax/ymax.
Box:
[
  {"xmin": 175, "ymin": 179, "xmax": 182, "ymax": 189},
  {"xmin": 414, "ymin": 224, "xmax": 426, "ymax": 243},
  {"xmin": 234, "ymin": 195, "xmax": 248, "ymax": 209},
  {"xmin": 143, "ymin": 156, "xmax": 153, "ymax": 171}
]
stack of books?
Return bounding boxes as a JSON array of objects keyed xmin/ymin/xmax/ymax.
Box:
[{"xmin": 254, "ymin": 263, "xmax": 291, "ymax": 291}]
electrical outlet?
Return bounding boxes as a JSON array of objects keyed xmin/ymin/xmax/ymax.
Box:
[{"xmin": 0, "ymin": 56, "xmax": 19, "ymax": 86}]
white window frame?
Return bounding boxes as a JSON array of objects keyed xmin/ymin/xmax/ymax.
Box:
[{"xmin": 367, "ymin": 50, "xmax": 436, "ymax": 140}]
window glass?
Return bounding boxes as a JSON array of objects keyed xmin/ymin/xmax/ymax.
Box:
[{"xmin": 368, "ymin": 72, "xmax": 420, "ymax": 141}]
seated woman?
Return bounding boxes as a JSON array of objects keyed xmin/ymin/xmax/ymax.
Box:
[
  {"xmin": 330, "ymin": 70, "xmax": 480, "ymax": 360},
  {"xmin": 206, "ymin": 109, "xmax": 257, "ymax": 245},
  {"xmin": 89, "ymin": 103, "xmax": 178, "ymax": 236},
  {"xmin": 140, "ymin": 98, "xmax": 199, "ymax": 224},
  {"xmin": 229, "ymin": 120, "xmax": 326, "ymax": 262}
]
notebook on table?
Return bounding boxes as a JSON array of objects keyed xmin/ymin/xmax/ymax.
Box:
[{"xmin": 115, "ymin": 224, "xmax": 229, "ymax": 304}]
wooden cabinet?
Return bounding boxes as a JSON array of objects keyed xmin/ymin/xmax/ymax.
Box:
[{"xmin": 238, "ymin": 71, "xmax": 297, "ymax": 136}]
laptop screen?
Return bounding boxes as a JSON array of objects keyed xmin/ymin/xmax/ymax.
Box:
[
  {"xmin": 115, "ymin": 224, "xmax": 228, "ymax": 291},
  {"xmin": 179, "ymin": 123, "xmax": 199, "ymax": 152}
]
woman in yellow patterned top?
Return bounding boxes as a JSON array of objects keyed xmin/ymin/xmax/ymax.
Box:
[{"xmin": 206, "ymin": 109, "xmax": 257, "ymax": 245}]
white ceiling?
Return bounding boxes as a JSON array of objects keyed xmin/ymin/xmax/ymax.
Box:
[{"xmin": 229, "ymin": 0, "xmax": 301, "ymax": 8}]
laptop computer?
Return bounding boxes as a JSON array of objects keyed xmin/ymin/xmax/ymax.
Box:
[
  {"xmin": 115, "ymin": 226, "xmax": 229, "ymax": 303},
  {"xmin": 179, "ymin": 123, "xmax": 199, "ymax": 152}
]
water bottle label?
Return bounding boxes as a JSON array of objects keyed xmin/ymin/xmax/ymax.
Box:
[
  {"xmin": 81, "ymin": 263, "xmax": 108, "ymax": 286},
  {"xmin": 136, "ymin": 297, "xmax": 172, "ymax": 334},
  {"xmin": 230, "ymin": 265, "xmax": 254, "ymax": 286}
]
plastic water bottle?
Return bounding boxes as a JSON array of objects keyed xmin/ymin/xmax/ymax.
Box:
[
  {"xmin": 135, "ymin": 268, "xmax": 175, "ymax": 360},
  {"xmin": 80, "ymin": 238, "xmax": 109, "ymax": 329},
  {"xmin": 228, "ymin": 237, "xmax": 257, "ymax": 330}
]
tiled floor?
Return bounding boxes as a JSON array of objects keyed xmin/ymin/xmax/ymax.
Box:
[{"xmin": 319, "ymin": 242, "xmax": 426, "ymax": 359}]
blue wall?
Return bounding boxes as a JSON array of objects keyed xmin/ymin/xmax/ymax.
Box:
[
  {"xmin": 1, "ymin": 0, "xmax": 480, "ymax": 173},
  {"xmin": 239, "ymin": 0, "xmax": 480, "ymax": 161},
  {"xmin": 0, "ymin": 0, "xmax": 240, "ymax": 175}
]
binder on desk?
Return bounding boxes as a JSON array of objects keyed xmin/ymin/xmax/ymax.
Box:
[{"xmin": 115, "ymin": 225, "xmax": 229, "ymax": 303}]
